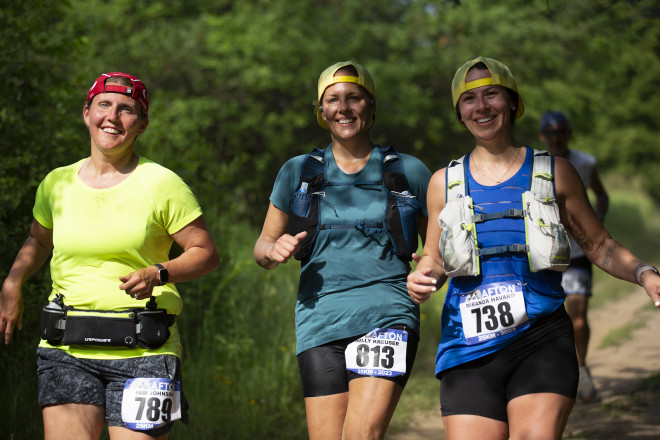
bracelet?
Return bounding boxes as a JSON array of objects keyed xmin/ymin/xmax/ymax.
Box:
[{"xmin": 634, "ymin": 263, "xmax": 659, "ymax": 286}]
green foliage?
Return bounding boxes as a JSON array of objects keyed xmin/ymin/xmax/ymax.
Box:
[
  {"xmin": 0, "ymin": 0, "xmax": 86, "ymax": 270},
  {"xmin": 590, "ymin": 174, "xmax": 660, "ymax": 308},
  {"xmin": 0, "ymin": 3, "xmax": 86, "ymax": 434},
  {"xmin": 36, "ymin": 0, "xmax": 660, "ymax": 213},
  {"xmin": 172, "ymin": 219, "xmax": 307, "ymax": 439},
  {"xmin": 2, "ymin": 0, "xmax": 660, "ymax": 438}
]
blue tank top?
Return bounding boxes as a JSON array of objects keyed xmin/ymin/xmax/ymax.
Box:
[{"xmin": 435, "ymin": 147, "xmax": 565, "ymax": 376}]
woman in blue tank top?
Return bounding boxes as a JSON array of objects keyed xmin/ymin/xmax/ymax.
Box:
[{"xmin": 407, "ymin": 56, "xmax": 660, "ymax": 440}]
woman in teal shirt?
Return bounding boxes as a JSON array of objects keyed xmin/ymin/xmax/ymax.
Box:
[{"xmin": 255, "ymin": 61, "xmax": 431, "ymax": 440}]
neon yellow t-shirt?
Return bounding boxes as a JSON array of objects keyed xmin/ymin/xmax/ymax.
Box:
[{"xmin": 33, "ymin": 156, "xmax": 203, "ymax": 360}]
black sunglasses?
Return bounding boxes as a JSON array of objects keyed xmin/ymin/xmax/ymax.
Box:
[{"xmin": 542, "ymin": 128, "xmax": 568, "ymax": 137}]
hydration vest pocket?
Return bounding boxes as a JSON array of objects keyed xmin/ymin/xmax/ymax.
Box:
[
  {"xmin": 291, "ymin": 191, "xmax": 313, "ymax": 218},
  {"xmin": 289, "ymin": 191, "xmax": 319, "ymax": 261},
  {"xmin": 386, "ymin": 192, "xmax": 421, "ymax": 261},
  {"xmin": 524, "ymin": 191, "xmax": 570, "ymax": 272},
  {"xmin": 439, "ymin": 196, "xmax": 480, "ymax": 277}
]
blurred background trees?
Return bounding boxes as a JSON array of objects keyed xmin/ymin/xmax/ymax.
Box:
[{"xmin": 1, "ymin": 0, "xmax": 658, "ymax": 437}]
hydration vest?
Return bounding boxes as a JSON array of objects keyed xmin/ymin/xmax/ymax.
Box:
[
  {"xmin": 439, "ymin": 148, "xmax": 570, "ymax": 277},
  {"xmin": 288, "ymin": 146, "xmax": 421, "ymax": 262}
]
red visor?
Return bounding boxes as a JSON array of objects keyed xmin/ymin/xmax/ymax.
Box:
[{"xmin": 87, "ymin": 72, "xmax": 149, "ymax": 115}]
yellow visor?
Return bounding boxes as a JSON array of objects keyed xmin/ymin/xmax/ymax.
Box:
[{"xmin": 465, "ymin": 77, "xmax": 494, "ymax": 91}]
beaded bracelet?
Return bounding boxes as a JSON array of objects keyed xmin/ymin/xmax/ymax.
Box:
[{"xmin": 634, "ymin": 263, "xmax": 659, "ymax": 286}]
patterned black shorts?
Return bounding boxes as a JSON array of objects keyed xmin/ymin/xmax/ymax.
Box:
[{"xmin": 36, "ymin": 347, "xmax": 188, "ymax": 436}]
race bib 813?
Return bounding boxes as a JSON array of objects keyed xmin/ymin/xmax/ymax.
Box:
[{"xmin": 345, "ymin": 328, "xmax": 407, "ymax": 377}]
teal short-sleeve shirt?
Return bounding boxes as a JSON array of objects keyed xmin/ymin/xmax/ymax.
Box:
[{"xmin": 270, "ymin": 145, "xmax": 431, "ymax": 354}]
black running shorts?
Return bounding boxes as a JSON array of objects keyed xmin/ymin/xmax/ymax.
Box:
[
  {"xmin": 297, "ymin": 325, "xmax": 419, "ymax": 398},
  {"xmin": 439, "ymin": 307, "xmax": 578, "ymax": 422},
  {"xmin": 562, "ymin": 256, "xmax": 593, "ymax": 296}
]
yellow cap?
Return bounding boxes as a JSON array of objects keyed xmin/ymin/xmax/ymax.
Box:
[
  {"xmin": 451, "ymin": 56, "xmax": 525, "ymax": 120},
  {"xmin": 316, "ymin": 61, "xmax": 376, "ymax": 129}
]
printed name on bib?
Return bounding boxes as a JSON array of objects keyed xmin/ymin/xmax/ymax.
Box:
[
  {"xmin": 345, "ymin": 328, "xmax": 407, "ymax": 377},
  {"xmin": 459, "ymin": 281, "xmax": 529, "ymax": 345},
  {"xmin": 121, "ymin": 378, "xmax": 182, "ymax": 430}
]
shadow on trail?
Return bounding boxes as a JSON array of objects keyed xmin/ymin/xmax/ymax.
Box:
[{"xmin": 564, "ymin": 370, "xmax": 660, "ymax": 440}]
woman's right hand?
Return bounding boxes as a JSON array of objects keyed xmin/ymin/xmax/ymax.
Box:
[
  {"xmin": 0, "ymin": 220, "xmax": 53, "ymax": 344},
  {"xmin": 255, "ymin": 203, "xmax": 308, "ymax": 270},
  {"xmin": 266, "ymin": 231, "xmax": 307, "ymax": 265},
  {"xmin": 0, "ymin": 282, "xmax": 24, "ymax": 344},
  {"xmin": 407, "ymin": 266, "xmax": 438, "ymax": 304}
]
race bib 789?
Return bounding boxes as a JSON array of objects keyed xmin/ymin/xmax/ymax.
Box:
[{"xmin": 121, "ymin": 378, "xmax": 182, "ymax": 430}]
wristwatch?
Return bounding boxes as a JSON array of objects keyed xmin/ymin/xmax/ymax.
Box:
[{"xmin": 154, "ymin": 263, "xmax": 169, "ymax": 285}]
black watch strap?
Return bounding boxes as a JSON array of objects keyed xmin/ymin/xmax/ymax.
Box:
[{"xmin": 155, "ymin": 263, "xmax": 169, "ymax": 285}]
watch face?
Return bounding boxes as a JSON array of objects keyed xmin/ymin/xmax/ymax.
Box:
[
  {"xmin": 156, "ymin": 264, "xmax": 168, "ymax": 285},
  {"xmin": 159, "ymin": 268, "xmax": 168, "ymax": 284}
]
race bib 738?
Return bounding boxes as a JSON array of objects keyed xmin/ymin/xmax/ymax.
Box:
[{"xmin": 459, "ymin": 281, "xmax": 529, "ymax": 345}]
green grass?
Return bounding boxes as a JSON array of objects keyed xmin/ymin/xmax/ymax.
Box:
[
  {"xmin": 597, "ymin": 298, "xmax": 657, "ymax": 350},
  {"xmin": 589, "ymin": 174, "xmax": 660, "ymax": 309},
  {"xmin": 598, "ymin": 313, "xmax": 650, "ymax": 349},
  {"xmin": 388, "ymin": 282, "xmax": 447, "ymax": 433}
]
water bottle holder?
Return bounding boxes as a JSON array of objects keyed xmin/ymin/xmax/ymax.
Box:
[
  {"xmin": 40, "ymin": 307, "xmax": 65, "ymax": 345},
  {"xmin": 40, "ymin": 305, "xmax": 174, "ymax": 349},
  {"xmin": 385, "ymin": 194, "xmax": 421, "ymax": 261}
]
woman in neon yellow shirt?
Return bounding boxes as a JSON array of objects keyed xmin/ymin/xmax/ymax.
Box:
[{"xmin": 0, "ymin": 72, "xmax": 219, "ymax": 439}]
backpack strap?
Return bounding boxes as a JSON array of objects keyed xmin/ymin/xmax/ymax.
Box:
[
  {"xmin": 296, "ymin": 147, "xmax": 326, "ymax": 193},
  {"xmin": 380, "ymin": 146, "xmax": 411, "ymax": 193},
  {"xmin": 529, "ymin": 149, "xmax": 555, "ymax": 200},
  {"xmin": 379, "ymin": 146, "xmax": 423, "ymax": 261},
  {"xmin": 445, "ymin": 154, "xmax": 469, "ymax": 201}
]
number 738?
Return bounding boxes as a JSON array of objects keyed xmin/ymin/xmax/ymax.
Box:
[{"xmin": 471, "ymin": 302, "xmax": 515, "ymax": 333}]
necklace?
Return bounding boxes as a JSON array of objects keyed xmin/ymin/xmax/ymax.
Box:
[{"xmin": 471, "ymin": 147, "xmax": 521, "ymax": 184}]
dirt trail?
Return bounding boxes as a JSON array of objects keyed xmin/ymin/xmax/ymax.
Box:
[{"xmin": 387, "ymin": 287, "xmax": 660, "ymax": 440}]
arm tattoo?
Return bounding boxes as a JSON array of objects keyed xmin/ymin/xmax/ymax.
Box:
[
  {"xmin": 602, "ymin": 244, "xmax": 616, "ymax": 267},
  {"xmin": 569, "ymin": 214, "xmax": 593, "ymax": 251}
]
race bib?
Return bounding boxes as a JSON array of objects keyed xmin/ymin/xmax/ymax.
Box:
[
  {"xmin": 121, "ymin": 377, "xmax": 182, "ymax": 430},
  {"xmin": 345, "ymin": 328, "xmax": 407, "ymax": 377},
  {"xmin": 459, "ymin": 281, "xmax": 529, "ymax": 345}
]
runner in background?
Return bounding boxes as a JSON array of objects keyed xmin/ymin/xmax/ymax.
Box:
[{"xmin": 539, "ymin": 110, "xmax": 609, "ymax": 403}]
